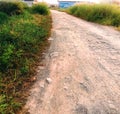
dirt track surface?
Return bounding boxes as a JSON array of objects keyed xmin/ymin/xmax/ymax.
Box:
[{"xmin": 25, "ymin": 10, "xmax": 120, "ymax": 114}]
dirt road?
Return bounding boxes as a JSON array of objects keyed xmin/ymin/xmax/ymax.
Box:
[{"xmin": 25, "ymin": 10, "xmax": 120, "ymax": 114}]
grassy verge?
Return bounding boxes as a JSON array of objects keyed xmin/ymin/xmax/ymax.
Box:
[
  {"xmin": 0, "ymin": 2, "xmax": 51, "ymax": 114},
  {"xmin": 68, "ymin": 4, "xmax": 120, "ymax": 28}
]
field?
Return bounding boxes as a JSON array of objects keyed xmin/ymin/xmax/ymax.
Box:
[{"xmin": 0, "ymin": 1, "xmax": 51, "ymax": 114}]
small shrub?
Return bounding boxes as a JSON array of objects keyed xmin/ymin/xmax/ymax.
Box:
[
  {"xmin": 31, "ymin": 3, "xmax": 49, "ymax": 15},
  {"xmin": 68, "ymin": 5, "xmax": 78, "ymax": 14},
  {"xmin": 112, "ymin": 13, "xmax": 120, "ymax": 26},
  {"xmin": 0, "ymin": 1, "xmax": 28, "ymax": 15},
  {"xmin": 75, "ymin": 5, "xmax": 91, "ymax": 20}
]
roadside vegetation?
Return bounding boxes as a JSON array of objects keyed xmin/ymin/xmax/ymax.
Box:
[
  {"xmin": 0, "ymin": 1, "xmax": 51, "ymax": 114},
  {"xmin": 68, "ymin": 4, "xmax": 120, "ymax": 28}
]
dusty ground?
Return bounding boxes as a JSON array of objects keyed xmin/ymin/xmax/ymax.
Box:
[{"xmin": 24, "ymin": 10, "xmax": 120, "ymax": 114}]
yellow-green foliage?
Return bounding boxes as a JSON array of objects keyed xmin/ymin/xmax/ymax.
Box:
[{"xmin": 68, "ymin": 4, "xmax": 120, "ymax": 27}]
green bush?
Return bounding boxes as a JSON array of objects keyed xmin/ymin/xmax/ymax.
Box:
[
  {"xmin": 0, "ymin": 2, "xmax": 51, "ymax": 113},
  {"xmin": 0, "ymin": 13, "xmax": 49, "ymax": 73},
  {"xmin": 68, "ymin": 4, "xmax": 120, "ymax": 27},
  {"xmin": 0, "ymin": 12, "xmax": 8, "ymax": 24},
  {"xmin": 31, "ymin": 3, "xmax": 49, "ymax": 15},
  {"xmin": 68, "ymin": 5, "xmax": 78, "ymax": 14},
  {"xmin": 112, "ymin": 12, "xmax": 120, "ymax": 26},
  {"xmin": 0, "ymin": 1, "xmax": 28, "ymax": 15}
]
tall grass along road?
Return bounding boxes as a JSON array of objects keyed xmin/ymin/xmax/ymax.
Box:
[
  {"xmin": 25, "ymin": 10, "xmax": 120, "ymax": 114},
  {"xmin": 0, "ymin": 1, "xmax": 51, "ymax": 114},
  {"xmin": 68, "ymin": 4, "xmax": 120, "ymax": 28}
]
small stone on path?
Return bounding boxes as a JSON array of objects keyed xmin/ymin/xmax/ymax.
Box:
[
  {"xmin": 40, "ymin": 84, "xmax": 45, "ymax": 88},
  {"xmin": 48, "ymin": 37, "xmax": 54, "ymax": 41},
  {"xmin": 38, "ymin": 66, "xmax": 45, "ymax": 70},
  {"xmin": 46, "ymin": 78, "xmax": 52, "ymax": 84},
  {"xmin": 50, "ymin": 52, "xmax": 59, "ymax": 58},
  {"xmin": 64, "ymin": 86, "xmax": 68, "ymax": 90}
]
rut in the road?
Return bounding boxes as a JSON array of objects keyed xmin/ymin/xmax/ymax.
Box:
[{"xmin": 24, "ymin": 10, "xmax": 120, "ymax": 114}]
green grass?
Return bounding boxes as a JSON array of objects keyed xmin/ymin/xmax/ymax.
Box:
[
  {"xmin": 0, "ymin": 1, "xmax": 28, "ymax": 15},
  {"xmin": 0, "ymin": 1, "xmax": 51, "ymax": 114},
  {"xmin": 68, "ymin": 4, "xmax": 120, "ymax": 27},
  {"xmin": 31, "ymin": 2, "xmax": 50, "ymax": 15}
]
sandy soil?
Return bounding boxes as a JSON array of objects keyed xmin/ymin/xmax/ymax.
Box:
[{"xmin": 24, "ymin": 10, "xmax": 120, "ymax": 114}]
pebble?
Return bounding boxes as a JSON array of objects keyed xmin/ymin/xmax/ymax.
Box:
[
  {"xmin": 31, "ymin": 77, "xmax": 36, "ymax": 81},
  {"xmin": 50, "ymin": 52, "xmax": 59, "ymax": 58},
  {"xmin": 40, "ymin": 84, "xmax": 45, "ymax": 88},
  {"xmin": 109, "ymin": 103, "xmax": 116, "ymax": 109},
  {"xmin": 42, "ymin": 52, "xmax": 46, "ymax": 55},
  {"xmin": 38, "ymin": 66, "xmax": 45, "ymax": 70},
  {"xmin": 48, "ymin": 37, "xmax": 54, "ymax": 41},
  {"xmin": 46, "ymin": 78, "xmax": 52, "ymax": 84},
  {"xmin": 64, "ymin": 86, "xmax": 68, "ymax": 90},
  {"xmin": 74, "ymin": 44, "xmax": 78, "ymax": 47}
]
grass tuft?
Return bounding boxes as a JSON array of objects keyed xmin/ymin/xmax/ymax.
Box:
[{"xmin": 31, "ymin": 2, "xmax": 50, "ymax": 15}]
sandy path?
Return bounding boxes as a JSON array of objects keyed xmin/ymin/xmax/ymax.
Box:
[{"xmin": 25, "ymin": 10, "xmax": 120, "ymax": 114}]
